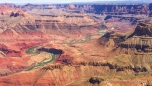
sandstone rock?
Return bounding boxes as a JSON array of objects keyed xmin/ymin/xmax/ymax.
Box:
[
  {"xmin": 0, "ymin": 5, "xmax": 29, "ymax": 17},
  {"xmin": 0, "ymin": 5, "xmax": 13, "ymax": 15}
]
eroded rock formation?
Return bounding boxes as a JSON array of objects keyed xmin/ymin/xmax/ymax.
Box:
[
  {"xmin": 99, "ymin": 22, "xmax": 152, "ymax": 75},
  {"xmin": 100, "ymin": 23, "xmax": 152, "ymax": 50},
  {"xmin": 91, "ymin": 4, "xmax": 150, "ymax": 16},
  {"xmin": 0, "ymin": 5, "xmax": 29, "ymax": 17}
]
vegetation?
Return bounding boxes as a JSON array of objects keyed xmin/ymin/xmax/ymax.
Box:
[
  {"xmin": 25, "ymin": 46, "xmax": 40, "ymax": 54},
  {"xmin": 27, "ymin": 53, "xmax": 56, "ymax": 71}
]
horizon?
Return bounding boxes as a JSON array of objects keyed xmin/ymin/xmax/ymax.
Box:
[{"xmin": 0, "ymin": 0, "xmax": 148, "ymax": 4}]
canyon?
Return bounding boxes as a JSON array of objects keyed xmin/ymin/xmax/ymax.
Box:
[{"xmin": 0, "ymin": 2, "xmax": 151, "ymax": 86}]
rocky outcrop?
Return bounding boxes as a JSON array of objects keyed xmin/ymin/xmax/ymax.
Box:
[
  {"xmin": 78, "ymin": 61, "xmax": 148, "ymax": 74},
  {"xmin": 2, "ymin": 28, "xmax": 18, "ymax": 35},
  {"xmin": 99, "ymin": 22, "xmax": 152, "ymax": 76},
  {"xmin": 0, "ymin": 44, "xmax": 21, "ymax": 57},
  {"xmin": 99, "ymin": 31, "xmax": 125, "ymax": 48},
  {"xmin": 119, "ymin": 23, "xmax": 152, "ymax": 52},
  {"xmin": 0, "ymin": 5, "xmax": 13, "ymax": 15},
  {"xmin": 100, "ymin": 23, "xmax": 152, "ymax": 50},
  {"xmin": 0, "ymin": 5, "xmax": 29, "ymax": 17},
  {"xmin": 10, "ymin": 8, "xmax": 29, "ymax": 17}
]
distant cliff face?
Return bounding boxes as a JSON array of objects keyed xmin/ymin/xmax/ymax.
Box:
[
  {"xmin": 55, "ymin": 3, "xmax": 152, "ymax": 16},
  {"xmin": 91, "ymin": 4, "xmax": 150, "ymax": 16},
  {"xmin": 21, "ymin": 3, "xmax": 152, "ymax": 16}
]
